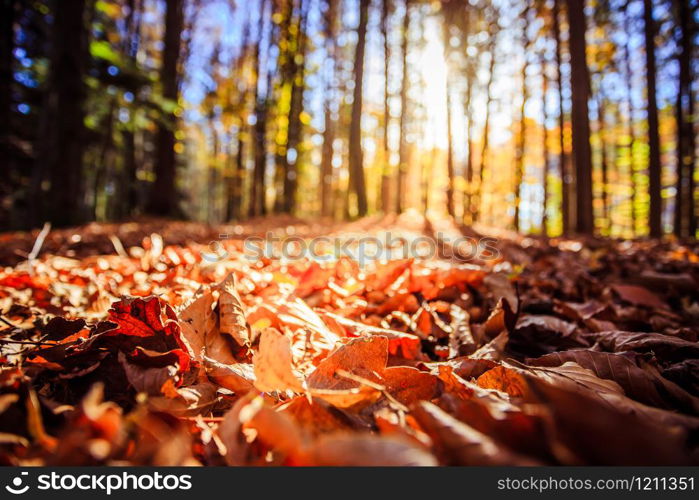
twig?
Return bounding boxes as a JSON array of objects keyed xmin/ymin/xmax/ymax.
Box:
[
  {"xmin": 0, "ymin": 316, "xmax": 17, "ymax": 329},
  {"xmin": 0, "ymin": 338, "xmax": 55, "ymax": 346},
  {"xmin": 336, "ymin": 368, "xmax": 409, "ymax": 412},
  {"xmin": 27, "ymin": 222, "xmax": 51, "ymax": 275},
  {"xmin": 109, "ymin": 234, "xmax": 129, "ymax": 258}
]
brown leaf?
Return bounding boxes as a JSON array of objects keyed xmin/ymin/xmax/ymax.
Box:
[
  {"xmin": 584, "ymin": 330, "xmax": 699, "ymax": 362},
  {"xmin": 178, "ymin": 288, "xmax": 235, "ymax": 364},
  {"xmin": 299, "ymin": 433, "xmax": 437, "ymax": 466},
  {"xmin": 253, "ymin": 328, "xmax": 305, "ymax": 393},
  {"xmin": 611, "ymin": 284, "xmax": 668, "ymax": 310},
  {"xmin": 218, "ymin": 273, "xmax": 250, "ymax": 347},
  {"xmin": 528, "ymin": 350, "xmax": 699, "ymax": 414},
  {"xmin": 522, "ymin": 373, "xmax": 697, "ymax": 465},
  {"xmin": 411, "ymin": 401, "xmax": 539, "ymax": 465}
]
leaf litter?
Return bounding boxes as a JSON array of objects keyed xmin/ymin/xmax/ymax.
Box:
[{"xmin": 0, "ymin": 216, "xmax": 698, "ymax": 465}]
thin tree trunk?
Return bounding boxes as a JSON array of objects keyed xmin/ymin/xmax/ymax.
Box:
[
  {"xmin": 597, "ymin": 95, "xmax": 609, "ymax": 233},
  {"xmin": 281, "ymin": 0, "xmax": 309, "ymax": 214},
  {"xmin": 124, "ymin": 125, "xmax": 138, "ymax": 215},
  {"xmin": 0, "ymin": 0, "xmax": 15, "ymax": 228},
  {"xmin": 674, "ymin": 0, "xmax": 696, "ymax": 237},
  {"xmin": 396, "ymin": 0, "xmax": 410, "ymax": 214},
  {"xmin": 273, "ymin": 0, "xmax": 294, "ymax": 213},
  {"xmin": 541, "ymin": 55, "xmax": 550, "ymax": 235},
  {"xmin": 249, "ymin": 0, "xmax": 269, "ymax": 218},
  {"xmin": 621, "ymin": 26, "xmax": 638, "ymax": 236},
  {"xmin": 513, "ymin": 2, "xmax": 530, "ymax": 232},
  {"xmin": 643, "ymin": 0, "xmax": 662, "ymax": 237},
  {"xmin": 43, "ymin": 0, "xmax": 92, "ymax": 227},
  {"xmin": 93, "ymin": 99, "xmax": 116, "ymax": 219},
  {"xmin": 565, "ymin": 0, "xmax": 594, "ymax": 234},
  {"xmin": 443, "ymin": 23, "xmax": 455, "ymax": 218},
  {"xmin": 226, "ymin": 21, "xmax": 251, "ymax": 222},
  {"xmin": 380, "ymin": 0, "xmax": 392, "ymax": 213},
  {"xmin": 228, "ymin": 128, "xmax": 245, "ymax": 221},
  {"xmin": 208, "ymin": 112, "xmax": 220, "ymax": 222},
  {"xmin": 613, "ymin": 103, "xmax": 628, "ymax": 237},
  {"xmin": 445, "ymin": 77, "xmax": 455, "ymax": 218},
  {"xmin": 348, "ymin": 0, "xmax": 370, "ymax": 217},
  {"xmin": 475, "ymin": 32, "xmax": 497, "ymax": 224},
  {"xmin": 0, "ymin": 0, "xmax": 14, "ymax": 165},
  {"xmin": 320, "ymin": 0, "xmax": 338, "ymax": 218},
  {"xmin": 147, "ymin": 0, "xmax": 184, "ymax": 216},
  {"xmin": 463, "ymin": 69, "xmax": 475, "ymax": 224},
  {"xmin": 122, "ymin": 0, "xmax": 142, "ymax": 219},
  {"xmin": 552, "ymin": 0, "xmax": 570, "ymax": 235}
]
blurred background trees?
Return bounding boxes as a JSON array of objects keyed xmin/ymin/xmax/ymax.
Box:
[{"xmin": 0, "ymin": 0, "xmax": 696, "ymax": 238}]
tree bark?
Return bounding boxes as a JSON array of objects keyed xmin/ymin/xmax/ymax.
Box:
[
  {"xmin": 396, "ymin": 0, "xmax": 410, "ymax": 214},
  {"xmin": 249, "ymin": 0, "xmax": 270, "ymax": 218},
  {"xmin": 43, "ymin": 0, "xmax": 92, "ymax": 227},
  {"xmin": 443, "ymin": 23, "xmax": 455, "ymax": 218},
  {"xmin": 621, "ymin": 24, "xmax": 638, "ymax": 236},
  {"xmin": 0, "ymin": 0, "xmax": 16, "ymax": 228},
  {"xmin": 0, "ymin": 0, "xmax": 14, "ymax": 165},
  {"xmin": 541, "ymin": 54, "xmax": 550, "ymax": 235},
  {"xmin": 280, "ymin": 0, "xmax": 309, "ymax": 214},
  {"xmin": 475, "ymin": 29, "xmax": 497, "ymax": 224},
  {"xmin": 348, "ymin": 0, "xmax": 370, "ymax": 217},
  {"xmin": 642, "ymin": 0, "xmax": 662, "ymax": 237},
  {"xmin": 565, "ymin": 0, "xmax": 593, "ymax": 234},
  {"xmin": 147, "ymin": 0, "xmax": 184, "ymax": 216},
  {"xmin": 673, "ymin": 0, "xmax": 696, "ymax": 238},
  {"xmin": 597, "ymin": 95, "xmax": 609, "ymax": 233},
  {"xmin": 379, "ymin": 0, "xmax": 392, "ymax": 213},
  {"xmin": 122, "ymin": 0, "xmax": 142, "ymax": 218},
  {"xmin": 320, "ymin": 0, "xmax": 338, "ymax": 218},
  {"xmin": 513, "ymin": 2, "xmax": 530, "ymax": 232},
  {"xmin": 552, "ymin": 0, "xmax": 570, "ymax": 235}
]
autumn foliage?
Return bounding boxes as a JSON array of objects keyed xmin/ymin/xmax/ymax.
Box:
[{"xmin": 0, "ymin": 218, "xmax": 698, "ymax": 466}]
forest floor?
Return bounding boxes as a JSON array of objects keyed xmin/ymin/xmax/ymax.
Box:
[{"xmin": 0, "ymin": 213, "xmax": 698, "ymax": 465}]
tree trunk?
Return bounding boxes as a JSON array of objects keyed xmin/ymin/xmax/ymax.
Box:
[
  {"xmin": 673, "ymin": 0, "xmax": 696, "ymax": 238},
  {"xmin": 280, "ymin": 0, "xmax": 309, "ymax": 214},
  {"xmin": 565, "ymin": 0, "xmax": 594, "ymax": 234},
  {"xmin": 272, "ymin": 0, "xmax": 294, "ymax": 213},
  {"xmin": 43, "ymin": 0, "xmax": 92, "ymax": 227},
  {"xmin": 320, "ymin": 0, "xmax": 338, "ymax": 218},
  {"xmin": 541, "ymin": 54, "xmax": 550, "ymax": 235},
  {"xmin": 348, "ymin": 0, "xmax": 369, "ymax": 217},
  {"xmin": 226, "ymin": 22, "xmax": 251, "ymax": 222},
  {"xmin": 147, "ymin": 0, "xmax": 184, "ymax": 216},
  {"xmin": 597, "ymin": 96, "xmax": 609, "ymax": 233},
  {"xmin": 122, "ymin": 0, "xmax": 142, "ymax": 219},
  {"xmin": 475, "ymin": 30, "xmax": 497, "ymax": 224},
  {"xmin": 552, "ymin": 0, "xmax": 570, "ymax": 235},
  {"xmin": 0, "ymin": 0, "xmax": 16, "ymax": 228},
  {"xmin": 249, "ymin": 0, "xmax": 269, "ymax": 218},
  {"xmin": 208, "ymin": 112, "xmax": 220, "ymax": 222},
  {"xmin": 463, "ymin": 66, "xmax": 475, "ymax": 224},
  {"xmin": 643, "ymin": 0, "xmax": 662, "ymax": 237},
  {"xmin": 396, "ymin": 0, "xmax": 410, "ymax": 214},
  {"xmin": 443, "ymin": 23, "xmax": 455, "ymax": 218},
  {"xmin": 513, "ymin": 2, "xmax": 530, "ymax": 232},
  {"xmin": 379, "ymin": 0, "xmax": 392, "ymax": 213},
  {"xmin": 621, "ymin": 25, "xmax": 638, "ymax": 236},
  {"xmin": 227, "ymin": 128, "xmax": 245, "ymax": 221},
  {"xmin": 0, "ymin": 0, "xmax": 14, "ymax": 165}
]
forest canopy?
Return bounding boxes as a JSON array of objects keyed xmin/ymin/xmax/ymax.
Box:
[{"xmin": 0, "ymin": 0, "xmax": 697, "ymax": 238}]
